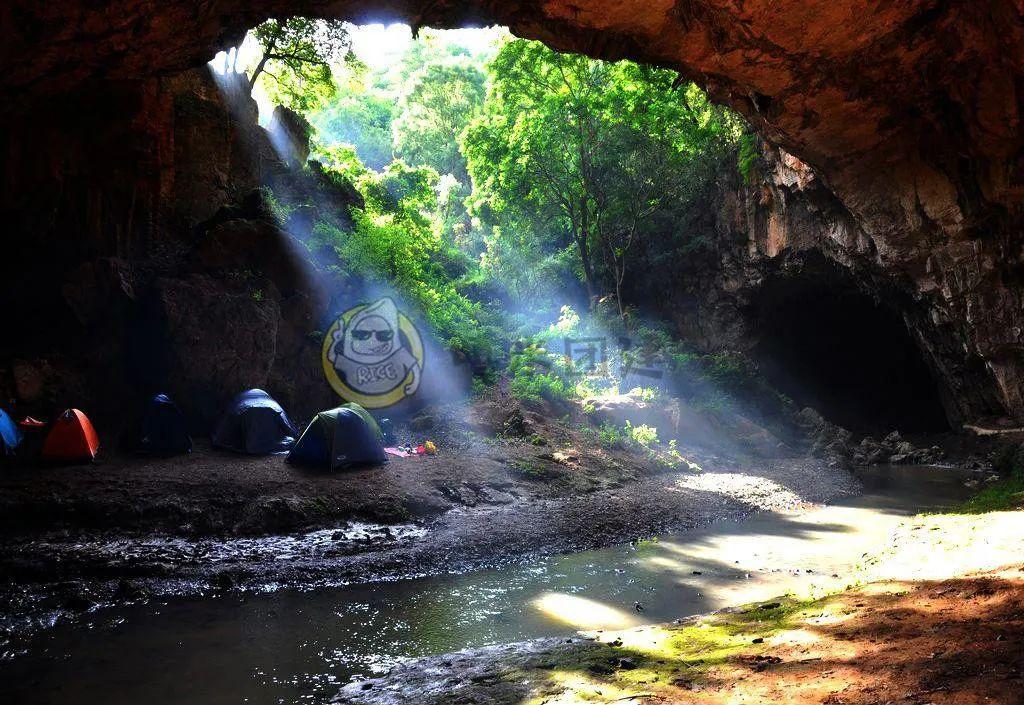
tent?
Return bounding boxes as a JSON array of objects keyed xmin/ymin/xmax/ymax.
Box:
[
  {"xmin": 0, "ymin": 409, "xmax": 22, "ymax": 456},
  {"xmin": 212, "ymin": 389, "xmax": 296, "ymax": 455},
  {"xmin": 339, "ymin": 402, "xmax": 383, "ymax": 441},
  {"xmin": 41, "ymin": 409, "xmax": 100, "ymax": 463},
  {"xmin": 135, "ymin": 394, "xmax": 192, "ymax": 456},
  {"xmin": 288, "ymin": 406, "xmax": 387, "ymax": 470}
]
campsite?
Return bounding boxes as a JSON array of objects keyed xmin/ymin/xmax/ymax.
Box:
[{"xmin": 2, "ymin": 5, "xmax": 1024, "ymax": 705}]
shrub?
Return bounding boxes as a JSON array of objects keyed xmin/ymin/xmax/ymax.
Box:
[
  {"xmin": 626, "ymin": 421, "xmax": 659, "ymax": 448},
  {"xmin": 508, "ymin": 343, "xmax": 572, "ymax": 404}
]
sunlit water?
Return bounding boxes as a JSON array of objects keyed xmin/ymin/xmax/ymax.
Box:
[{"xmin": 0, "ymin": 465, "xmax": 973, "ymax": 705}]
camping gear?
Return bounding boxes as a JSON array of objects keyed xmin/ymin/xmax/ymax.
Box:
[
  {"xmin": 0, "ymin": 409, "xmax": 22, "ymax": 456},
  {"xmin": 288, "ymin": 407, "xmax": 387, "ymax": 470},
  {"xmin": 340, "ymin": 402, "xmax": 383, "ymax": 441},
  {"xmin": 212, "ymin": 389, "xmax": 296, "ymax": 455},
  {"xmin": 135, "ymin": 394, "xmax": 192, "ymax": 456},
  {"xmin": 384, "ymin": 446, "xmax": 410, "ymax": 458},
  {"xmin": 41, "ymin": 409, "xmax": 100, "ymax": 463}
]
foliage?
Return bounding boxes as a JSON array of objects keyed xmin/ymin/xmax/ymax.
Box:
[
  {"xmin": 737, "ymin": 132, "xmax": 763, "ymax": 184},
  {"xmin": 625, "ymin": 420, "xmax": 659, "ymax": 448},
  {"xmin": 508, "ymin": 344, "xmax": 572, "ymax": 404},
  {"xmin": 510, "ymin": 458, "xmax": 550, "ymax": 480},
  {"xmin": 393, "ymin": 59, "xmax": 486, "ymax": 181},
  {"xmin": 311, "ymin": 157, "xmax": 504, "ymax": 368},
  {"xmin": 262, "ymin": 28, "xmax": 772, "ymax": 408},
  {"xmin": 463, "ymin": 39, "xmax": 745, "ymax": 315},
  {"xmin": 250, "ymin": 17, "xmax": 353, "ymax": 113},
  {"xmin": 312, "ymin": 91, "xmax": 395, "ymax": 169}
]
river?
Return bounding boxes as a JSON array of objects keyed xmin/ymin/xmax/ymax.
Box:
[{"xmin": 0, "ymin": 464, "xmax": 973, "ymax": 705}]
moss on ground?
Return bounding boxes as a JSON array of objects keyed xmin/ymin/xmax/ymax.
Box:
[
  {"xmin": 956, "ymin": 466, "xmax": 1024, "ymax": 513},
  {"xmin": 512, "ymin": 595, "xmax": 833, "ymax": 704}
]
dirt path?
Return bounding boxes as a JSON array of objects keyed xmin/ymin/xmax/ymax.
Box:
[{"xmin": 334, "ymin": 510, "xmax": 1024, "ymax": 704}]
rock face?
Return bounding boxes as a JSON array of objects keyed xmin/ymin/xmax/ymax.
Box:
[
  {"xmin": 640, "ymin": 144, "xmax": 1018, "ymax": 429},
  {"xmin": 0, "ymin": 65, "xmax": 362, "ymax": 431},
  {"xmin": 0, "ymin": 1, "xmax": 1022, "ymax": 426}
]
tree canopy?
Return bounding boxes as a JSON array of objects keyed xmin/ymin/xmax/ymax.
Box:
[
  {"xmin": 249, "ymin": 25, "xmax": 752, "ymax": 369},
  {"xmin": 463, "ymin": 39, "xmax": 743, "ymax": 314},
  {"xmin": 250, "ymin": 17, "xmax": 353, "ymax": 112}
]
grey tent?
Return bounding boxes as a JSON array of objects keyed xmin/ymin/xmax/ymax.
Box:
[{"xmin": 212, "ymin": 389, "xmax": 296, "ymax": 454}]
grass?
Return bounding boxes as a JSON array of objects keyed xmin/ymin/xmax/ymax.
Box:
[
  {"xmin": 955, "ymin": 469, "xmax": 1024, "ymax": 513},
  {"xmin": 511, "ymin": 458, "xmax": 550, "ymax": 480}
]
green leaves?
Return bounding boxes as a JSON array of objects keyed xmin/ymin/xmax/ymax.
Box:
[
  {"xmin": 393, "ymin": 59, "xmax": 486, "ymax": 181},
  {"xmin": 250, "ymin": 17, "xmax": 353, "ymax": 113},
  {"xmin": 462, "ymin": 39, "xmax": 748, "ymax": 314}
]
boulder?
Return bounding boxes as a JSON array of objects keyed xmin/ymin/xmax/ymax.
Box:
[{"xmin": 797, "ymin": 407, "xmax": 853, "ymax": 463}]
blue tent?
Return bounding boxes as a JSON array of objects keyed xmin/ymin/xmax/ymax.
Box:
[
  {"xmin": 0, "ymin": 409, "xmax": 22, "ymax": 456},
  {"xmin": 137, "ymin": 394, "xmax": 192, "ymax": 456},
  {"xmin": 288, "ymin": 406, "xmax": 387, "ymax": 470},
  {"xmin": 212, "ymin": 389, "xmax": 296, "ymax": 455}
]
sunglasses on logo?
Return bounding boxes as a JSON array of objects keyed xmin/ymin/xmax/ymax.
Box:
[{"xmin": 352, "ymin": 330, "xmax": 394, "ymax": 342}]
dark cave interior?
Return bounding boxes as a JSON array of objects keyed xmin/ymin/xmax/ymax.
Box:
[{"xmin": 753, "ymin": 266, "xmax": 950, "ymax": 436}]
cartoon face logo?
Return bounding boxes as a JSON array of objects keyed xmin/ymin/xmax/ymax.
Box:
[
  {"xmin": 322, "ymin": 297, "xmax": 424, "ymax": 408},
  {"xmin": 349, "ymin": 315, "xmax": 394, "ymax": 357}
]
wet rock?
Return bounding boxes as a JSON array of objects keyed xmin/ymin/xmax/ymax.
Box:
[
  {"xmin": 797, "ymin": 408, "xmax": 853, "ymax": 464},
  {"xmin": 853, "ymin": 430, "xmax": 948, "ymax": 466}
]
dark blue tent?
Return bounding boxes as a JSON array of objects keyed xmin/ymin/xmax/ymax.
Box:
[
  {"xmin": 137, "ymin": 394, "xmax": 192, "ymax": 456},
  {"xmin": 212, "ymin": 389, "xmax": 296, "ymax": 455},
  {"xmin": 288, "ymin": 407, "xmax": 387, "ymax": 470},
  {"xmin": 0, "ymin": 409, "xmax": 22, "ymax": 456}
]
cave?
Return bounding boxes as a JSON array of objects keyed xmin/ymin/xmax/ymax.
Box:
[
  {"xmin": 753, "ymin": 265, "xmax": 950, "ymax": 435},
  {"xmin": 2, "ymin": 0, "xmax": 1023, "ymax": 423}
]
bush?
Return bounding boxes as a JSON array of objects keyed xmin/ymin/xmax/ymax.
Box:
[{"xmin": 626, "ymin": 421, "xmax": 659, "ymax": 448}]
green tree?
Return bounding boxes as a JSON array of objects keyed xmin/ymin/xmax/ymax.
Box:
[
  {"xmin": 392, "ymin": 59, "xmax": 486, "ymax": 181},
  {"xmin": 463, "ymin": 40, "xmax": 742, "ymax": 317},
  {"xmin": 249, "ymin": 17, "xmax": 352, "ymax": 112},
  {"xmin": 312, "ymin": 93, "xmax": 395, "ymax": 170}
]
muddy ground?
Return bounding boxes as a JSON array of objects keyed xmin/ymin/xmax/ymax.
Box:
[
  {"xmin": 0, "ymin": 396, "xmax": 710, "ymax": 538},
  {"xmin": 0, "ymin": 392, "xmax": 872, "ymax": 646},
  {"xmin": 0, "ymin": 392, "xmax": 997, "ymax": 541}
]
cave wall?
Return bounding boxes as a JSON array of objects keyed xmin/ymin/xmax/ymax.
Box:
[
  {"xmin": 1, "ymin": 0, "xmax": 1022, "ymax": 425},
  {"xmin": 652, "ymin": 145, "xmax": 1012, "ymax": 427},
  {"xmin": 0, "ymin": 67, "xmax": 361, "ymax": 433}
]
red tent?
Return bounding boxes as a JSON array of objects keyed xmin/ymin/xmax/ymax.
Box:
[{"xmin": 41, "ymin": 409, "xmax": 100, "ymax": 462}]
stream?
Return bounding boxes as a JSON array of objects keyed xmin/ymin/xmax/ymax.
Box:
[{"xmin": 0, "ymin": 464, "xmax": 973, "ymax": 705}]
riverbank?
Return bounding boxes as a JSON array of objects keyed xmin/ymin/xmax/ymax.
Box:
[
  {"xmin": 335, "ymin": 508, "xmax": 1024, "ymax": 705},
  {"xmin": 0, "ymin": 394, "xmax": 771, "ymax": 539}
]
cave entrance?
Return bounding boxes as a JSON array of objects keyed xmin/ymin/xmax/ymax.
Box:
[{"xmin": 752, "ymin": 263, "xmax": 949, "ymax": 435}]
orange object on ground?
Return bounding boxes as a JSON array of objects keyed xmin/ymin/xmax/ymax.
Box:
[
  {"xmin": 18, "ymin": 416, "xmax": 45, "ymax": 429},
  {"xmin": 41, "ymin": 409, "xmax": 100, "ymax": 462}
]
